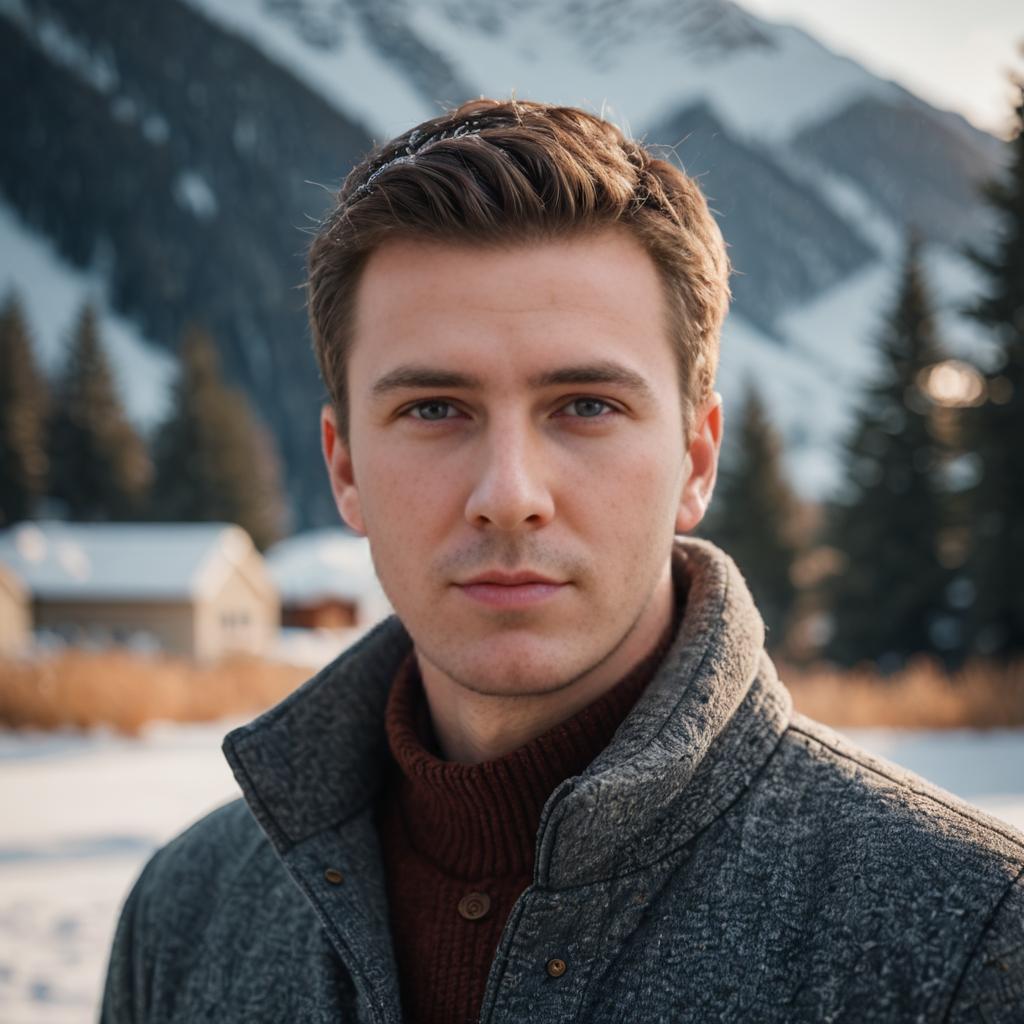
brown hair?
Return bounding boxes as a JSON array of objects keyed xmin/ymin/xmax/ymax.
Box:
[{"xmin": 307, "ymin": 98, "xmax": 730, "ymax": 443}]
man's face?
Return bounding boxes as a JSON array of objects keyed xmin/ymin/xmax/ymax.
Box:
[{"xmin": 322, "ymin": 227, "xmax": 721, "ymax": 697}]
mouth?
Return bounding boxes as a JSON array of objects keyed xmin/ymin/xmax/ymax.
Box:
[{"xmin": 455, "ymin": 570, "xmax": 569, "ymax": 609}]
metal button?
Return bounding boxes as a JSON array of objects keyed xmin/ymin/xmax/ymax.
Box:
[
  {"xmin": 324, "ymin": 867, "xmax": 344, "ymax": 885},
  {"xmin": 457, "ymin": 892, "xmax": 491, "ymax": 920},
  {"xmin": 546, "ymin": 957, "xmax": 567, "ymax": 978}
]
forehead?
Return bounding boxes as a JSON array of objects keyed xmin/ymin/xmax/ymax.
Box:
[{"xmin": 348, "ymin": 228, "xmax": 673, "ymax": 381}]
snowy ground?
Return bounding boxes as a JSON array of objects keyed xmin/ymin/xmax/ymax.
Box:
[{"xmin": 1, "ymin": 722, "xmax": 1022, "ymax": 1023}]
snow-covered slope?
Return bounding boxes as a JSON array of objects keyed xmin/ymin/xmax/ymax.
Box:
[
  {"xmin": 409, "ymin": 4, "xmax": 897, "ymax": 144},
  {"xmin": 183, "ymin": 0, "xmax": 896, "ymax": 147},
  {"xmin": 173, "ymin": 0, "xmax": 432, "ymax": 140},
  {"xmin": 0, "ymin": 199, "xmax": 174, "ymax": 433}
]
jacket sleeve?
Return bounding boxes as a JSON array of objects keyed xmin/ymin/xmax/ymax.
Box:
[
  {"xmin": 98, "ymin": 848, "xmax": 164, "ymax": 1024},
  {"xmin": 946, "ymin": 866, "xmax": 1024, "ymax": 1023}
]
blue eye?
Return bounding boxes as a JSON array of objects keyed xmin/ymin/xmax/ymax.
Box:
[
  {"xmin": 409, "ymin": 401, "xmax": 456, "ymax": 421},
  {"xmin": 566, "ymin": 398, "xmax": 613, "ymax": 418}
]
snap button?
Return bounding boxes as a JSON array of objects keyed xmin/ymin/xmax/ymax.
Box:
[
  {"xmin": 457, "ymin": 892, "xmax": 491, "ymax": 920},
  {"xmin": 546, "ymin": 957, "xmax": 567, "ymax": 978},
  {"xmin": 324, "ymin": 867, "xmax": 344, "ymax": 884}
]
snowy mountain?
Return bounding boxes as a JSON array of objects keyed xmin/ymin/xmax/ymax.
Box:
[
  {"xmin": 183, "ymin": 0, "xmax": 891, "ymax": 144},
  {"xmin": 1, "ymin": 0, "xmax": 1008, "ymax": 523},
  {"xmin": 2, "ymin": 0, "xmax": 374, "ymax": 526}
]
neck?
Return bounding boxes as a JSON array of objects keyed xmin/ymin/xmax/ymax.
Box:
[{"xmin": 417, "ymin": 561, "xmax": 676, "ymax": 763}]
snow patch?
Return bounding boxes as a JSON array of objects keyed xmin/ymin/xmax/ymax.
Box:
[
  {"xmin": 108, "ymin": 95, "xmax": 137, "ymax": 124},
  {"xmin": 141, "ymin": 113, "xmax": 170, "ymax": 145},
  {"xmin": 921, "ymin": 244, "xmax": 1001, "ymax": 369},
  {"xmin": 171, "ymin": 171, "xmax": 218, "ymax": 221},
  {"xmin": 717, "ymin": 312, "xmax": 856, "ymax": 499}
]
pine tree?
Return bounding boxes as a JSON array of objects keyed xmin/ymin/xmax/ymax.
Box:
[
  {"xmin": 699, "ymin": 378, "xmax": 800, "ymax": 653},
  {"xmin": 0, "ymin": 290, "xmax": 50, "ymax": 525},
  {"xmin": 822, "ymin": 233, "xmax": 956, "ymax": 672},
  {"xmin": 151, "ymin": 325, "xmax": 287, "ymax": 550},
  {"xmin": 959, "ymin": 82, "xmax": 1024, "ymax": 659},
  {"xmin": 48, "ymin": 302, "xmax": 151, "ymax": 520}
]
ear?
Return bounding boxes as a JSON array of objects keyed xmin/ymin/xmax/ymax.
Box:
[
  {"xmin": 675, "ymin": 392, "xmax": 723, "ymax": 534},
  {"xmin": 321, "ymin": 404, "xmax": 366, "ymax": 536}
]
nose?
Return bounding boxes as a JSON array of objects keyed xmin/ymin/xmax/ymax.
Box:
[{"xmin": 464, "ymin": 421, "xmax": 555, "ymax": 531}]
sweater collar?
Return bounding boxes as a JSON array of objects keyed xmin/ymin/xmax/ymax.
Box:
[
  {"xmin": 223, "ymin": 537, "xmax": 791, "ymax": 887},
  {"xmin": 381, "ymin": 602, "xmax": 678, "ymax": 880}
]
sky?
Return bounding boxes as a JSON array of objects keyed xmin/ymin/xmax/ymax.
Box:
[{"xmin": 738, "ymin": 0, "xmax": 1023, "ymax": 138}]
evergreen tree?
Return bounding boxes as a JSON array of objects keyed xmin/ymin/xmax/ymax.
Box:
[
  {"xmin": 48, "ymin": 302, "xmax": 151, "ymax": 520},
  {"xmin": 699, "ymin": 378, "xmax": 800, "ymax": 652},
  {"xmin": 0, "ymin": 290, "xmax": 49, "ymax": 525},
  {"xmin": 822, "ymin": 233, "xmax": 956, "ymax": 672},
  {"xmin": 959, "ymin": 82, "xmax": 1024, "ymax": 659},
  {"xmin": 152, "ymin": 325, "xmax": 287, "ymax": 550}
]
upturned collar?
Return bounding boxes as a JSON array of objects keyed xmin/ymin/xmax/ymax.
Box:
[{"xmin": 223, "ymin": 537, "xmax": 791, "ymax": 888}]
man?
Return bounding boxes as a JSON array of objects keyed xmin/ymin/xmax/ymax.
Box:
[{"xmin": 102, "ymin": 99, "xmax": 1023, "ymax": 1023}]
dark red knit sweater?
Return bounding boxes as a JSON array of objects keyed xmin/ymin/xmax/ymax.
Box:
[{"xmin": 375, "ymin": 607, "xmax": 679, "ymax": 1024}]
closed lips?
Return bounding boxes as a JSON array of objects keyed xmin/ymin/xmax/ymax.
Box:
[{"xmin": 458, "ymin": 572, "xmax": 565, "ymax": 586}]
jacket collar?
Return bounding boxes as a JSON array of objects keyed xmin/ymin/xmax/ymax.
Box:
[
  {"xmin": 223, "ymin": 537, "xmax": 791, "ymax": 886},
  {"xmin": 536, "ymin": 538, "xmax": 792, "ymax": 886}
]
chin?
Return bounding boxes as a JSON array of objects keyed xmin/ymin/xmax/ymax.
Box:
[{"xmin": 427, "ymin": 633, "xmax": 601, "ymax": 698}]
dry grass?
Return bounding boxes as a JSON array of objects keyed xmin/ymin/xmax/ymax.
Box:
[
  {"xmin": 782, "ymin": 654, "xmax": 1024, "ymax": 730},
  {"xmin": 0, "ymin": 649, "xmax": 311, "ymax": 735},
  {"xmin": 2, "ymin": 648, "xmax": 1024, "ymax": 736}
]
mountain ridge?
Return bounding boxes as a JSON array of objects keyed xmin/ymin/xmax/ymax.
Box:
[{"xmin": 1, "ymin": 0, "xmax": 1009, "ymax": 526}]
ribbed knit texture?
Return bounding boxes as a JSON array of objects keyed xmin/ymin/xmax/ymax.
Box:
[{"xmin": 375, "ymin": 605, "xmax": 680, "ymax": 1024}]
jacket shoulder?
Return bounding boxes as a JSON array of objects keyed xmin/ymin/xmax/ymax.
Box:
[
  {"xmin": 148, "ymin": 796, "xmax": 268, "ymax": 886},
  {"xmin": 738, "ymin": 715, "xmax": 1024, "ymax": 1014},
  {"xmin": 100, "ymin": 798, "xmax": 280, "ymax": 1022},
  {"xmin": 769, "ymin": 713, "xmax": 1024, "ymax": 930},
  {"xmin": 779, "ymin": 713, "xmax": 1024, "ymax": 867}
]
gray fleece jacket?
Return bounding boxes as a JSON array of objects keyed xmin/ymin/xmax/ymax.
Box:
[{"xmin": 101, "ymin": 537, "xmax": 1024, "ymax": 1023}]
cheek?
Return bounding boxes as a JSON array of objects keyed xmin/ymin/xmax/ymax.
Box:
[
  {"xmin": 555, "ymin": 434, "xmax": 682, "ymax": 534},
  {"xmin": 356, "ymin": 449, "xmax": 464, "ymax": 571}
]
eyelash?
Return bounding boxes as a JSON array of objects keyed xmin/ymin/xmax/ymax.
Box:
[{"xmin": 402, "ymin": 397, "xmax": 620, "ymax": 422}]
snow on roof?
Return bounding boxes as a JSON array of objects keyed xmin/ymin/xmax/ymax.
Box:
[
  {"xmin": 264, "ymin": 528, "xmax": 386, "ymax": 607},
  {"xmin": 0, "ymin": 521, "xmax": 260, "ymax": 602}
]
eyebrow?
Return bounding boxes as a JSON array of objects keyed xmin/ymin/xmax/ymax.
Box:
[
  {"xmin": 370, "ymin": 360, "xmax": 656, "ymax": 402},
  {"xmin": 371, "ymin": 366, "xmax": 483, "ymax": 396},
  {"xmin": 527, "ymin": 361, "xmax": 655, "ymax": 399}
]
